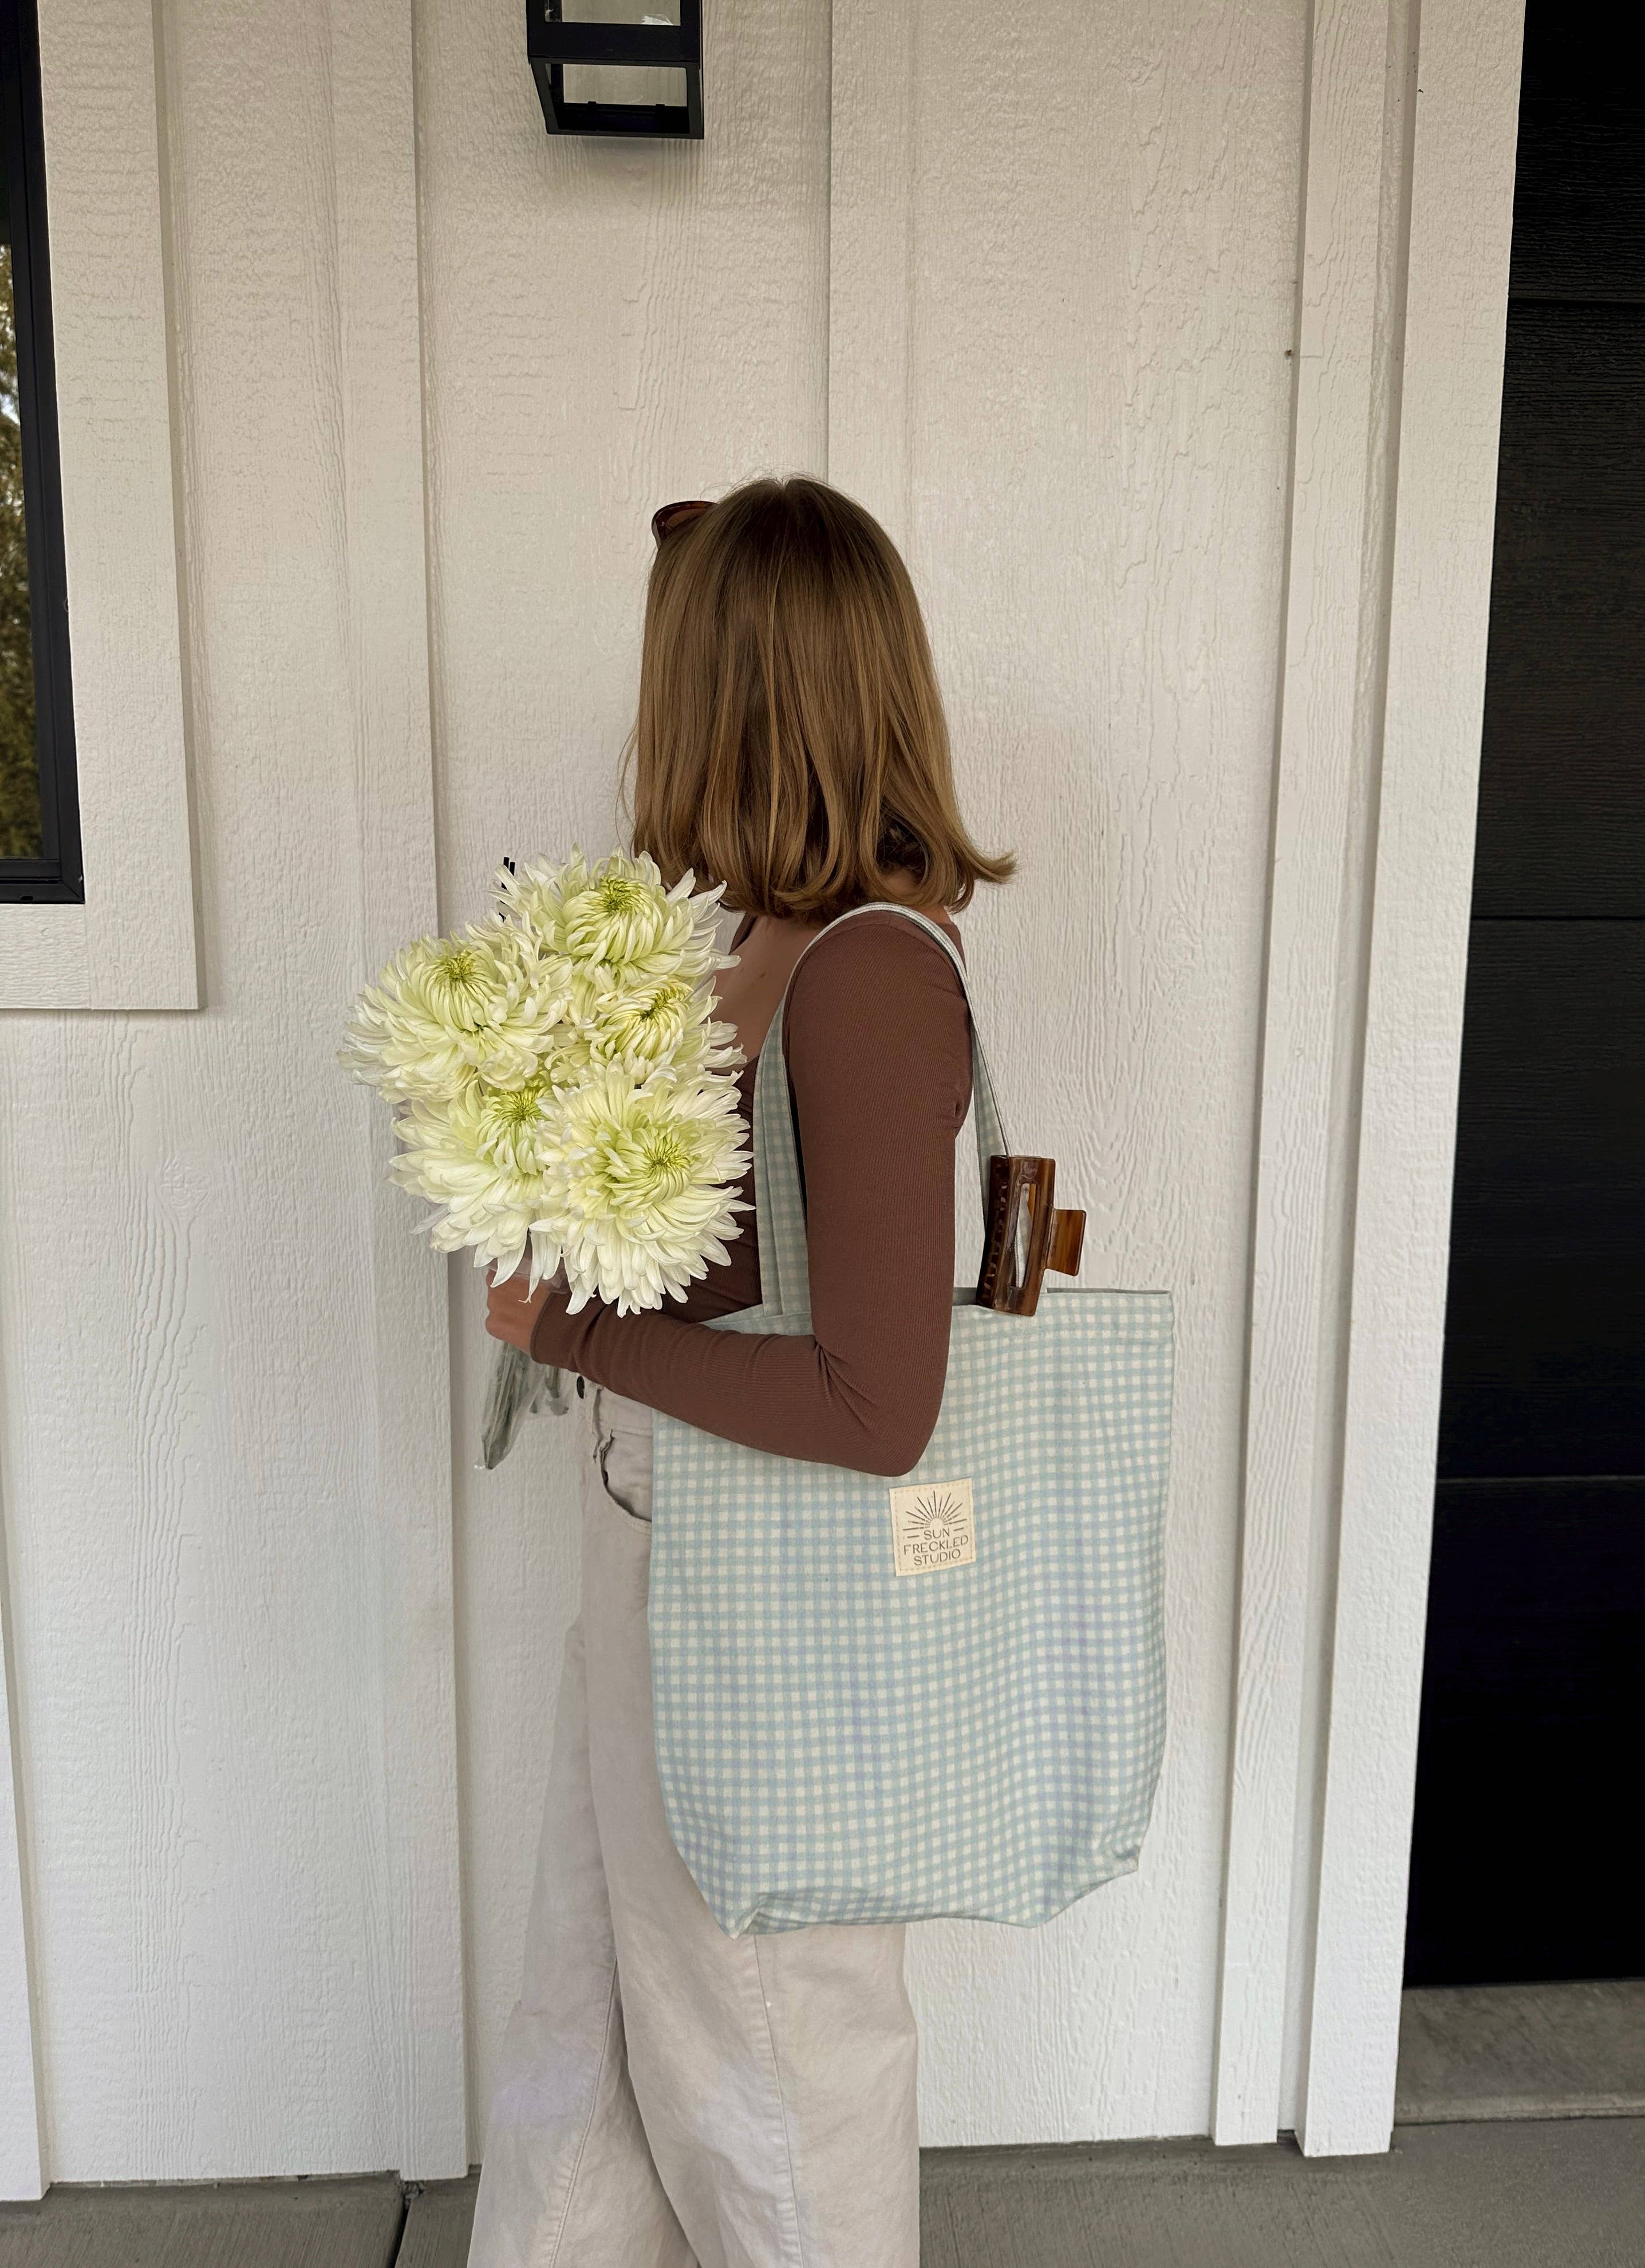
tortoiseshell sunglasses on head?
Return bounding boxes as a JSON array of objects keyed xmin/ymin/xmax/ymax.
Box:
[{"xmin": 652, "ymin": 498, "xmax": 713, "ymax": 546}]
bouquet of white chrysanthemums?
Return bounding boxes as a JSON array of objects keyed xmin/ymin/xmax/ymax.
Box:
[{"xmin": 341, "ymin": 849, "xmax": 749, "ymax": 1464}]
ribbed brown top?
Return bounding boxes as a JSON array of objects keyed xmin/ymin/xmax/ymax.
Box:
[{"xmin": 530, "ymin": 909, "xmax": 972, "ymax": 1474}]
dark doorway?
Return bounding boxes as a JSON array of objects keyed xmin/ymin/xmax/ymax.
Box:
[{"xmin": 1404, "ymin": 7, "xmax": 1645, "ymax": 1987}]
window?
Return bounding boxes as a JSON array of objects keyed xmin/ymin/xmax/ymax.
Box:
[
  {"xmin": 0, "ymin": 0, "xmax": 78, "ymax": 903},
  {"xmin": 0, "ymin": 0, "xmax": 195, "ymax": 1009}
]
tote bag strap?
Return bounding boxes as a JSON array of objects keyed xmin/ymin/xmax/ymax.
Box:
[{"xmin": 749, "ymin": 901, "xmax": 1012, "ymax": 1322}]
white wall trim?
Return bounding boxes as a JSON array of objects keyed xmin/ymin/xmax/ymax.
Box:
[
  {"xmin": 330, "ymin": 0, "xmax": 467, "ymax": 2180},
  {"xmin": 1295, "ymin": 0, "xmax": 1524, "ymax": 2157},
  {"xmin": 1, "ymin": 1515, "xmax": 43, "ymax": 2199},
  {"xmin": 1213, "ymin": 0, "xmax": 1409, "ymax": 2148},
  {"xmin": 1, "ymin": 0, "xmax": 199, "ymax": 1014}
]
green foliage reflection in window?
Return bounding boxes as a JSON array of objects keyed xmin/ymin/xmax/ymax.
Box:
[
  {"xmin": 0, "ymin": 231, "xmax": 39, "ymax": 860},
  {"xmin": 1, "ymin": 0, "xmax": 77, "ymax": 900}
]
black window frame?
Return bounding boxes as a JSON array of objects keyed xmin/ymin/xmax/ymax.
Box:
[{"xmin": 1, "ymin": 0, "xmax": 81, "ymax": 904}]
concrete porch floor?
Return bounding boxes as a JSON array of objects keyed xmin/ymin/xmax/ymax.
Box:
[
  {"xmin": 5, "ymin": 2123, "xmax": 1643, "ymax": 2268},
  {"xmin": 4, "ymin": 1986, "xmax": 1642, "ymax": 2266}
]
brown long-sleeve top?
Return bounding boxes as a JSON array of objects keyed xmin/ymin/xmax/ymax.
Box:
[{"xmin": 529, "ymin": 909, "xmax": 973, "ymax": 1476}]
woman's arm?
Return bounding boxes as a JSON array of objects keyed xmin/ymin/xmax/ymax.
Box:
[{"xmin": 522, "ymin": 915, "xmax": 972, "ymax": 1475}]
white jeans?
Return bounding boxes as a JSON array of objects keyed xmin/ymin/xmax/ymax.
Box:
[{"xmin": 468, "ymin": 1385, "xmax": 920, "ymax": 2268}]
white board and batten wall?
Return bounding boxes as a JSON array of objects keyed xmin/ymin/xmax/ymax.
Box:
[{"xmin": 0, "ymin": 0, "xmax": 1524, "ymax": 2194}]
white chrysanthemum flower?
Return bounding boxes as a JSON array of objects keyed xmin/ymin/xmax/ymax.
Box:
[
  {"xmin": 496, "ymin": 848, "xmax": 735, "ymax": 995},
  {"xmin": 586, "ymin": 975, "xmax": 743, "ymax": 1080},
  {"xmin": 389, "ymin": 1078, "xmax": 569, "ymax": 1287},
  {"xmin": 542, "ymin": 1065, "xmax": 751, "ymax": 1316},
  {"xmin": 341, "ymin": 921, "xmax": 570, "ymax": 1101}
]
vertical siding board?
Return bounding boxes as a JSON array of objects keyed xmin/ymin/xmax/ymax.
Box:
[
  {"xmin": 1298, "ymin": 0, "xmax": 1525, "ymax": 2157},
  {"xmin": 827, "ymin": 0, "xmax": 916, "ymax": 540},
  {"xmin": 414, "ymin": 0, "xmax": 831, "ymax": 2160},
  {"xmin": 329, "ymin": 0, "xmax": 466, "ymax": 2179},
  {"xmin": 1213, "ymin": 0, "xmax": 1402, "ymax": 2148},
  {"xmin": 831, "ymin": 0, "xmax": 1308, "ymax": 2143}
]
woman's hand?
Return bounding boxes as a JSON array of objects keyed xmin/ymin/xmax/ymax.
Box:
[{"xmin": 484, "ymin": 1258, "xmax": 565, "ymax": 1353}]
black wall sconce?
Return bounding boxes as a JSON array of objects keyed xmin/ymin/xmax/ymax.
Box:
[{"xmin": 528, "ymin": 3, "xmax": 704, "ymax": 140}]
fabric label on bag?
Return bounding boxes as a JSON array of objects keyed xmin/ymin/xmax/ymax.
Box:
[{"xmin": 889, "ymin": 1478, "xmax": 977, "ymax": 1576}]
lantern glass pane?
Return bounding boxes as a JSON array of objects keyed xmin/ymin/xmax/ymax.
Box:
[
  {"xmin": 563, "ymin": 64, "xmax": 687, "ymax": 105},
  {"xmin": 561, "ymin": 0, "xmax": 679, "ymax": 21},
  {"xmin": 558, "ymin": 0, "xmax": 683, "ymax": 108}
]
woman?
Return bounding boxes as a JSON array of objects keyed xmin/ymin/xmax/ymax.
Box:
[{"xmin": 471, "ymin": 476, "xmax": 1013, "ymax": 2268}]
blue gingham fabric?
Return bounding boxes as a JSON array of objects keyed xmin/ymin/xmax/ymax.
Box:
[{"xmin": 650, "ymin": 904, "xmax": 1173, "ymax": 1937}]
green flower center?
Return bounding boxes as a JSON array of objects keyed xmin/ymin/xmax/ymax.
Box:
[
  {"xmin": 637, "ymin": 983, "xmax": 688, "ymax": 1026},
  {"xmin": 491, "ymin": 1080, "xmax": 547, "ymax": 1131},
  {"xmin": 596, "ymin": 875, "xmax": 648, "ymax": 919},
  {"xmin": 482, "ymin": 1078, "xmax": 549, "ymax": 1166},
  {"xmin": 432, "ymin": 944, "xmax": 484, "ymax": 998},
  {"xmin": 594, "ymin": 1113, "xmax": 698, "ymax": 1210},
  {"xmin": 640, "ymin": 1124, "xmax": 693, "ymax": 1194}
]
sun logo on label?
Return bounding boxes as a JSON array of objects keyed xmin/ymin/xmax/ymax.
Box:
[
  {"xmin": 908, "ymin": 1488, "xmax": 966, "ymax": 1538},
  {"xmin": 889, "ymin": 1478, "xmax": 977, "ymax": 1577}
]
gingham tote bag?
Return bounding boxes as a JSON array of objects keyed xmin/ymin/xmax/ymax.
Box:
[{"xmin": 650, "ymin": 903, "xmax": 1173, "ymax": 1936}]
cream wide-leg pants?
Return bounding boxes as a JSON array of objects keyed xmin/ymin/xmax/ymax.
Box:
[{"xmin": 467, "ymin": 1385, "xmax": 921, "ymax": 2268}]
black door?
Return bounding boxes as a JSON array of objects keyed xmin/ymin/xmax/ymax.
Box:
[{"xmin": 1404, "ymin": 5, "xmax": 1645, "ymax": 1987}]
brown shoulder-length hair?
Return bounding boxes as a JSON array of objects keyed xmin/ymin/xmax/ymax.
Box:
[{"xmin": 626, "ymin": 476, "xmax": 1014, "ymax": 921}]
